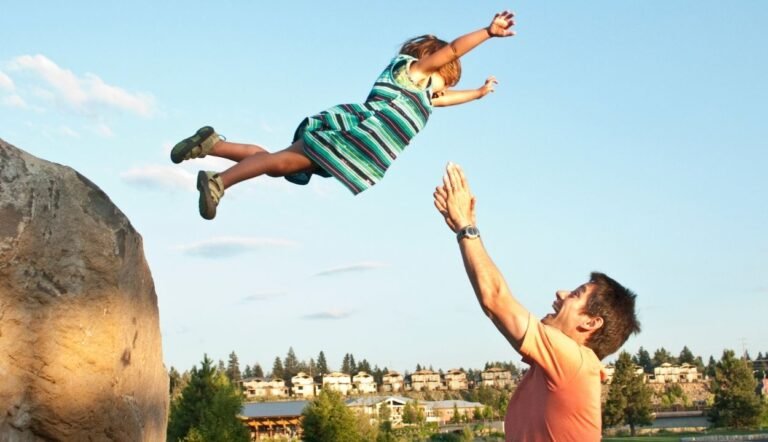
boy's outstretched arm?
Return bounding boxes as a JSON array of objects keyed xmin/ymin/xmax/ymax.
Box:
[
  {"xmin": 410, "ymin": 10, "xmax": 515, "ymax": 81},
  {"xmin": 432, "ymin": 76, "xmax": 498, "ymax": 107}
]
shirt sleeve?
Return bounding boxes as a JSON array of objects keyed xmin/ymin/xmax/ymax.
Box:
[{"xmin": 518, "ymin": 314, "xmax": 586, "ymax": 388}]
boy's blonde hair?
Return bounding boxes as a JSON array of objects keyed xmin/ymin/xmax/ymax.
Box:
[{"xmin": 400, "ymin": 35, "xmax": 462, "ymax": 87}]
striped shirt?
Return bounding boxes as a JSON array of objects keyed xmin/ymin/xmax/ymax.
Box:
[{"xmin": 286, "ymin": 54, "xmax": 433, "ymax": 194}]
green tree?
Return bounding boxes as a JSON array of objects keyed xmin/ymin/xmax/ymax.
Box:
[
  {"xmin": 450, "ymin": 403, "xmax": 461, "ymax": 424},
  {"xmin": 242, "ymin": 365, "xmax": 252, "ymax": 379},
  {"xmin": 252, "ymin": 363, "xmax": 264, "ymax": 378},
  {"xmin": 271, "ymin": 356, "xmax": 284, "ymax": 380},
  {"xmin": 317, "ymin": 351, "xmax": 329, "ymax": 375},
  {"xmin": 678, "ymin": 346, "xmax": 696, "ymax": 365},
  {"xmin": 377, "ymin": 402, "xmax": 395, "ymax": 442},
  {"xmin": 284, "ymin": 347, "xmax": 300, "ymax": 381},
  {"xmin": 708, "ymin": 349, "xmax": 765, "ymax": 428},
  {"xmin": 302, "ymin": 389, "xmax": 363, "ymax": 442},
  {"xmin": 706, "ymin": 356, "xmax": 717, "ymax": 378},
  {"xmin": 226, "ymin": 351, "xmax": 242, "ymax": 385},
  {"xmin": 652, "ymin": 347, "xmax": 675, "ymax": 367},
  {"xmin": 603, "ymin": 351, "xmax": 654, "ymax": 436},
  {"xmin": 633, "ymin": 347, "xmax": 654, "ymax": 373},
  {"xmin": 167, "ymin": 355, "xmax": 250, "ymax": 442}
]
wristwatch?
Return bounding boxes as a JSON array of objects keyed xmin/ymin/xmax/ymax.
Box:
[{"xmin": 456, "ymin": 225, "xmax": 480, "ymax": 241}]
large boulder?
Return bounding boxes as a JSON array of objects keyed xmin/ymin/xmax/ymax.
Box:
[{"xmin": 0, "ymin": 138, "xmax": 168, "ymax": 441}]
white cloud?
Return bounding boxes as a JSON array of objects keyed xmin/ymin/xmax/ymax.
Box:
[
  {"xmin": 0, "ymin": 70, "xmax": 13, "ymax": 90},
  {"xmin": 8, "ymin": 54, "xmax": 155, "ymax": 117},
  {"xmin": 2, "ymin": 94, "xmax": 27, "ymax": 109},
  {"xmin": 239, "ymin": 290, "xmax": 288, "ymax": 303},
  {"xmin": 312, "ymin": 261, "xmax": 388, "ymax": 277},
  {"xmin": 92, "ymin": 121, "xmax": 114, "ymax": 137},
  {"xmin": 301, "ymin": 309, "xmax": 352, "ymax": 320},
  {"xmin": 177, "ymin": 236, "xmax": 298, "ymax": 258},
  {"xmin": 120, "ymin": 165, "xmax": 195, "ymax": 191},
  {"xmin": 59, "ymin": 125, "xmax": 79, "ymax": 138}
]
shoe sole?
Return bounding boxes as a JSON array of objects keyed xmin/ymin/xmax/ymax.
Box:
[
  {"xmin": 171, "ymin": 126, "xmax": 214, "ymax": 164},
  {"xmin": 197, "ymin": 171, "xmax": 216, "ymax": 220}
]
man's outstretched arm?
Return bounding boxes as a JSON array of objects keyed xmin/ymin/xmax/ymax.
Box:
[{"xmin": 433, "ymin": 163, "xmax": 531, "ymax": 351}]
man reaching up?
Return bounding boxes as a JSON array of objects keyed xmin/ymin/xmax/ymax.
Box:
[{"xmin": 433, "ymin": 163, "xmax": 641, "ymax": 442}]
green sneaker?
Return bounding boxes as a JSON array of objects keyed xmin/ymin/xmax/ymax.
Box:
[
  {"xmin": 197, "ymin": 171, "xmax": 225, "ymax": 220},
  {"xmin": 171, "ymin": 126, "xmax": 221, "ymax": 164}
]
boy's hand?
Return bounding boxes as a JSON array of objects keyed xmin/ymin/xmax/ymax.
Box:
[
  {"xmin": 478, "ymin": 76, "xmax": 498, "ymax": 98},
  {"xmin": 488, "ymin": 10, "xmax": 515, "ymax": 38},
  {"xmin": 433, "ymin": 163, "xmax": 477, "ymax": 233}
]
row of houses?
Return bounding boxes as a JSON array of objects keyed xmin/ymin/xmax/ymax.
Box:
[
  {"xmin": 604, "ymin": 363, "xmax": 705, "ymax": 384},
  {"xmin": 242, "ymin": 367, "xmax": 515, "ymax": 400},
  {"xmin": 239, "ymin": 396, "xmax": 487, "ymax": 440}
]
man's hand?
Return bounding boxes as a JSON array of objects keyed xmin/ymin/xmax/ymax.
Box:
[
  {"xmin": 488, "ymin": 10, "xmax": 515, "ymax": 38},
  {"xmin": 433, "ymin": 162, "xmax": 477, "ymax": 233}
]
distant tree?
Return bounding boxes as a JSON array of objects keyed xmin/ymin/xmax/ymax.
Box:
[
  {"xmin": 217, "ymin": 359, "xmax": 226, "ymax": 373},
  {"xmin": 226, "ymin": 351, "xmax": 242, "ymax": 385},
  {"xmin": 377, "ymin": 402, "xmax": 395, "ymax": 442},
  {"xmin": 678, "ymin": 346, "xmax": 696, "ymax": 365},
  {"xmin": 450, "ymin": 403, "xmax": 461, "ymax": 424},
  {"xmin": 302, "ymin": 389, "xmax": 363, "ymax": 442},
  {"xmin": 708, "ymin": 349, "xmax": 765, "ymax": 428},
  {"xmin": 307, "ymin": 358, "xmax": 316, "ymax": 376},
  {"xmin": 372, "ymin": 366, "xmax": 385, "ymax": 385},
  {"xmin": 341, "ymin": 354, "xmax": 352, "ymax": 374},
  {"xmin": 169, "ymin": 366, "xmax": 182, "ymax": 395},
  {"xmin": 317, "ymin": 351, "xmax": 329, "ymax": 375},
  {"xmin": 284, "ymin": 347, "xmax": 300, "ymax": 384},
  {"xmin": 271, "ymin": 357, "xmax": 285, "ymax": 380},
  {"xmin": 694, "ymin": 356, "xmax": 706, "ymax": 372},
  {"xmin": 415, "ymin": 363, "xmax": 423, "ymax": 372},
  {"xmin": 242, "ymin": 365, "xmax": 252, "ymax": 379},
  {"xmin": 349, "ymin": 354, "xmax": 358, "ymax": 374},
  {"xmin": 252, "ymin": 363, "xmax": 264, "ymax": 379},
  {"xmin": 603, "ymin": 351, "xmax": 654, "ymax": 436},
  {"xmin": 358, "ymin": 358, "xmax": 372, "ymax": 374},
  {"xmin": 652, "ymin": 347, "xmax": 675, "ymax": 367},
  {"xmin": 706, "ymin": 356, "xmax": 717, "ymax": 378},
  {"xmin": 633, "ymin": 347, "xmax": 654, "ymax": 373},
  {"xmin": 402, "ymin": 400, "xmax": 425, "ymax": 425},
  {"xmin": 167, "ymin": 355, "xmax": 250, "ymax": 442}
]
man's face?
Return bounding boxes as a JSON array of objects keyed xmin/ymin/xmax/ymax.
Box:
[{"xmin": 542, "ymin": 283, "xmax": 600, "ymax": 339}]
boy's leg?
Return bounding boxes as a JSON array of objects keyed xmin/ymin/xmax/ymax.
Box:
[{"xmin": 218, "ymin": 140, "xmax": 315, "ymax": 189}]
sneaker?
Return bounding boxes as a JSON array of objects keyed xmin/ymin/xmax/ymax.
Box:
[
  {"xmin": 171, "ymin": 126, "xmax": 221, "ymax": 164},
  {"xmin": 197, "ymin": 171, "xmax": 225, "ymax": 220}
]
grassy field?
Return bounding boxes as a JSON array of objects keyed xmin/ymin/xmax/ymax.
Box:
[{"xmin": 602, "ymin": 429, "xmax": 768, "ymax": 442}]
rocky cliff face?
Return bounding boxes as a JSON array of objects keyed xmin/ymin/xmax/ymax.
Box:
[{"xmin": 0, "ymin": 138, "xmax": 168, "ymax": 441}]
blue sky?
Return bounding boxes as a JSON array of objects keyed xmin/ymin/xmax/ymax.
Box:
[{"xmin": 1, "ymin": 1, "xmax": 766, "ymax": 374}]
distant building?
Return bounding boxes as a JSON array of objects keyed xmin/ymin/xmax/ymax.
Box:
[
  {"xmin": 352, "ymin": 371, "xmax": 377, "ymax": 394},
  {"xmin": 424, "ymin": 400, "xmax": 484, "ymax": 424},
  {"xmin": 322, "ymin": 372, "xmax": 352, "ymax": 396},
  {"xmin": 381, "ymin": 371, "xmax": 404, "ymax": 393},
  {"xmin": 346, "ymin": 396, "xmax": 409, "ymax": 426},
  {"xmin": 240, "ymin": 400, "xmax": 307, "ymax": 440},
  {"xmin": 290, "ymin": 372, "xmax": 316, "ymax": 398},
  {"xmin": 649, "ymin": 363, "xmax": 703, "ymax": 384},
  {"xmin": 480, "ymin": 367, "xmax": 514, "ymax": 389},
  {"xmin": 410, "ymin": 370, "xmax": 442, "ymax": 391},
  {"xmin": 242, "ymin": 377, "xmax": 289, "ymax": 399},
  {"xmin": 444, "ymin": 369, "xmax": 468, "ymax": 391}
]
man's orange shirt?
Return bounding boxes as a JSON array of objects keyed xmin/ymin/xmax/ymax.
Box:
[{"xmin": 505, "ymin": 315, "xmax": 605, "ymax": 442}]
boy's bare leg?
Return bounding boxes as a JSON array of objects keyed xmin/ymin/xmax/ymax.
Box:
[
  {"xmin": 219, "ymin": 140, "xmax": 315, "ymax": 189},
  {"xmin": 210, "ymin": 140, "xmax": 269, "ymax": 162}
]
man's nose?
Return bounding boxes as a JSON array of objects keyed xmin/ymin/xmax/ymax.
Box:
[{"xmin": 555, "ymin": 290, "xmax": 568, "ymax": 300}]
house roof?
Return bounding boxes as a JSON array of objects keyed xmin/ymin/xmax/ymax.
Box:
[
  {"xmin": 345, "ymin": 396, "xmax": 411, "ymax": 407},
  {"xmin": 240, "ymin": 400, "xmax": 309, "ymax": 418}
]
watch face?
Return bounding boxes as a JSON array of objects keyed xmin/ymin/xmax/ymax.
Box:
[{"xmin": 466, "ymin": 227, "xmax": 479, "ymax": 237}]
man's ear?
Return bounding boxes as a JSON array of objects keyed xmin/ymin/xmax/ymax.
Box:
[{"xmin": 582, "ymin": 316, "xmax": 604, "ymax": 331}]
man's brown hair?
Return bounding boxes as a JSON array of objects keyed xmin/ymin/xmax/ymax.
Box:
[
  {"xmin": 399, "ymin": 35, "xmax": 462, "ymax": 87},
  {"xmin": 584, "ymin": 272, "xmax": 641, "ymax": 360}
]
